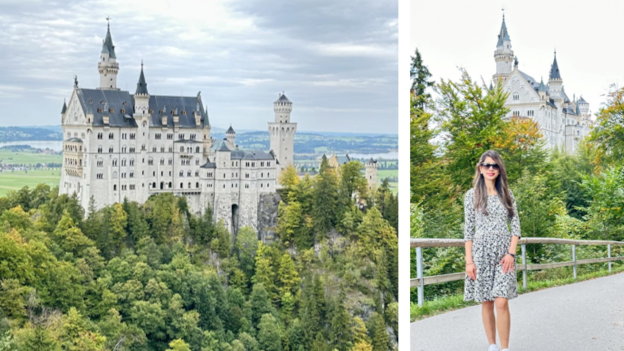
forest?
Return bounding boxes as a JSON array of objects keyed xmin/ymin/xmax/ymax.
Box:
[
  {"xmin": 0, "ymin": 158, "xmax": 398, "ymax": 350},
  {"xmin": 410, "ymin": 49, "xmax": 624, "ymax": 304}
]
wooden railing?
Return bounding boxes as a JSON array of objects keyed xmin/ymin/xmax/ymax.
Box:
[{"xmin": 411, "ymin": 237, "xmax": 624, "ymax": 306}]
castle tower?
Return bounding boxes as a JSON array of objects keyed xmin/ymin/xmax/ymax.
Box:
[
  {"xmin": 365, "ymin": 158, "xmax": 378, "ymax": 191},
  {"xmin": 548, "ymin": 51, "xmax": 563, "ymax": 101},
  {"xmin": 577, "ymin": 96, "xmax": 589, "ymax": 115},
  {"xmin": 268, "ymin": 93, "xmax": 297, "ymax": 173},
  {"xmin": 493, "ymin": 14, "xmax": 514, "ymax": 82},
  {"xmin": 225, "ymin": 125, "xmax": 236, "ymax": 149},
  {"xmin": 134, "ymin": 62, "xmax": 149, "ymax": 115},
  {"xmin": 98, "ymin": 20, "xmax": 119, "ymax": 90}
]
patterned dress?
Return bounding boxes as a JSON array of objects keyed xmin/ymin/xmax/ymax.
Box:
[{"xmin": 463, "ymin": 188, "xmax": 521, "ymax": 302}]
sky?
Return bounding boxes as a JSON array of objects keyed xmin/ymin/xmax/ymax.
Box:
[
  {"xmin": 411, "ymin": 0, "xmax": 624, "ymax": 116},
  {"xmin": 0, "ymin": 0, "xmax": 397, "ymax": 134}
]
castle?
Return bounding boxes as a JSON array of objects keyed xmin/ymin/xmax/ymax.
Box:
[
  {"xmin": 59, "ymin": 23, "xmax": 296, "ymax": 235},
  {"xmin": 492, "ymin": 15, "xmax": 592, "ymax": 154}
]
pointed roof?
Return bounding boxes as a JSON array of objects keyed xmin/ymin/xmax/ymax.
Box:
[
  {"xmin": 578, "ymin": 96, "xmax": 588, "ymax": 104},
  {"xmin": 61, "ymin": 100, "xmax": 67, "ymax": 114},
  {"xmin": 549, "ymin": 52, "xmax": 562, "ymax": 80},
  {"xmin": 101, "ymin": 22, "xmax": 116, "ymax": 59},
  {"xmin": 496, "ymin": 15, "xmax": 511, "ymax": 47},
  {"xmin": 226, "ymin": 125, "xmax": 235, "ymax": 134},
  {"xmin": 135, "ymin": 62, "xmax": 148, "ymax": 95},
  {"xmin": 276, "ymin": 93, "xmax": 290, "ymax": 102},
  {"xmin": 217, "ymin": 139, "xmax": 231, "ymax": 152},
  {"xmin": 538, "ymin": 78, "xmax": 548, "ymax": 92}
]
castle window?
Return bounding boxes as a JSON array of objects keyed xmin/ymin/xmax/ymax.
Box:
[
  {"xmin": 260, "ymin": 183, "xmax": 263, "ymax": 188},
  {"xmin": 179, "ymin": 134, "xmax": 184, "ymax": 140},
  {"xmin": 130, "ymin": 184, "xmax": 135, "ymax": 190},
  {"xmin": 152, "ymin": 147, "xmax": 157, "ymax": 152},
  {"xmin": 109, "ymin": 147, "xmax": 114, "ymax": 153},
  {"xmin": 190, "ymin": 134, "xmax": 196, "ymax": 140},
  {"xmin": 148, "ymin": 158, "xmax": 153, "ymax": 166},
  {"xmin": 113, "ymin": 185, "xmax": 117, "ymax": 191},
  {"xmin": 196, "ymin": 147, "xmax": 200, "ymax": 153},
  {"xmin": 245, "ymin": 184, "xmax": 249, "ymax": 189},
  {"xmin": 187, "ymin": 171, "xmax": 192, "ymax": 177},
  {"xmin": 188, "ymin": 182, "xmax": 191, "ymax": 188},
  {"xmin": 261, "ymin": 162, "xmax": 264, "ymax": 167},
  {"xmin": 513, "ymin": 93, "xmax": 519, "ymax": 100},
  {"xmin": 180, "ymin": 171, "xmax": 184, "ymax": 177},
  {"xmin": 160, "ymin": 158, "xmax": 165, "ymax": 165},
  {"xmin": 180, "ymin": 183, "xmax": 184, "ymax": 189},
  {"xmin": 96, "ymin": 173, "xmax": 103, "ymax": 179},
  {"xmin": 195, "ymin": 171, "xmax": 199, "ymax": 177},
  {"xmin": 527, "ymin": 110, "xmax": 535, "ymax": 117},
  {"xmin": 252, "ymin": 162, "xmax": 255, "ymax": 167},
  {"xmin": 97, "ymin": 133, "xmax": 103, "ymax": 140},
  {"xmin": 167, "ymin": 133, "xmax": 173, "ymax": 140},
  {"xmin": 129, "ymin": 172, "xmax": 134, "ymax": 178},
  {"xmin": 196, "ymin": 182, "xmax": 199, "ymax": 188},
  {"xmin": 130, "ymin": 133, "xmax": 135, "ymax": 140},
  {"xmin": 97, "ymin": 146, "xmax": 102, "ymax": 153},
  {"xmin": 97, "ymin": 160, "xmax": 103, "ymax": 167},
  {"xmin": 112, "ymin": 159, "xmax": 118, "ymax": 166},
  {"xmin": 155, "ymin": 133, "xmax": 161, "ymax": 139},
  {"xmin": 168, "ymin": 182, "xmax": 172, "ymax": 188},
  {"xmin": 512, "ymin": 111, "xmax": 520, "ymax": 117},
  {"xmin": 109, "ymin": 133, "xmax": 114, "ymax": 139},
  {"xmin": 168, "ymin": 159, "xmax": 172, "ymax": 165},
  {"xmin": 180, "ymin": 146, "xmax": 184, "ymax": 152},
  {"xmin": 267, "ymin": 162, "xmax": 271, "ymax": 167}
]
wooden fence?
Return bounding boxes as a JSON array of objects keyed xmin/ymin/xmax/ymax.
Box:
[{"xmin": 411, "ymin": 237, "xmax": 624, "ymax": 306}]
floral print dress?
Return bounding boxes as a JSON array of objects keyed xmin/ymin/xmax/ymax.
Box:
[{"xmin": 463, "ymin": 188, "xmax": 521, "ymax": 302}]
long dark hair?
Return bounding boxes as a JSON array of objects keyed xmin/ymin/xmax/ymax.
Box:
[{"xmin": 472, "ymin": 150, "xmax": 515, "ymax": 218}]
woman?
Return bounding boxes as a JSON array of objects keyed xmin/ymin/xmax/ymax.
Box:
[{"xmin": 464, "ymin": 150, "xmax": 521, "ymax": 351}]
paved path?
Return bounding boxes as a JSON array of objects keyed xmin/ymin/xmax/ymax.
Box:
[{"xmin": 411, "ymin": 272, "xmax": 624, "ymax": 351}]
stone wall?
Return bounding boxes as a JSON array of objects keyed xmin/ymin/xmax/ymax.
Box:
[{"xmin": 257, "ymin": 192, "xmax": 281, "ymax": 242}]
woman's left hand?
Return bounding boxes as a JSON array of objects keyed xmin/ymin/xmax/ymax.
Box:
[{"xmin": 500, "ymin": 254, "xmax": 516, "ymax": 273}]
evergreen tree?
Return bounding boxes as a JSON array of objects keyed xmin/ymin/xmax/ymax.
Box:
[
  {"xmin": 257, "ymin": 314, "xmax": 283, "ymax": 351},
  {"xmin": 411, "ymin": 48, "xmax": 434, "ymax": 110}
]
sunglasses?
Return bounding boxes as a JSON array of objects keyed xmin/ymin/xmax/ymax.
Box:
[{"xmin": 479, "ymin": 163, "xmax": 500, "ymax": 170}]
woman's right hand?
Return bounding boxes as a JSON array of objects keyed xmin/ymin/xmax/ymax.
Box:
[{"xmin": 465, "ymin": 262, "xmax": 477, "ymax": 280}]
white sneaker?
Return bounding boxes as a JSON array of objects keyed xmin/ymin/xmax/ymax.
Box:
[{"xmin": 488, "ymin": 345, "xmax": 499, "ymax": 351}]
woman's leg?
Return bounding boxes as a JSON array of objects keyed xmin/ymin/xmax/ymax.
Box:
[
  {"xmin": 494, "ymin": 297, "xmax": 510, "ymax": 348},
  {"xmin": 482, "ymin": 301, "xmax": 496, "ymax": 345}
]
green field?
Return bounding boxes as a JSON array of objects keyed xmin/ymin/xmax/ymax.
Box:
[
  {"xmin": 0, "ymin": 168, "xmax": 61, "ymax": 197},
  {"xmin": 378, "ymin": 169, "xmax": 398, "ymax": 193},
  {"xmin": 0, "ymin": 150, "xmax": 62, "ymax": 165}
]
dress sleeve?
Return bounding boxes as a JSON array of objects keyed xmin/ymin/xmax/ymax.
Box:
[
  {"xmin": 510, "ymin": 191, "xmax": 521, "ymax": 238},
  {"xmin": 463, "ymin": 189, "xmax": 475, "ymax": 242}
]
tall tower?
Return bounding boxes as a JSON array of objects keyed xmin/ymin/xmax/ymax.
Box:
[
  {"xmin": 548, "ymin": 51, "xmax": 563, "ymax": 101},
  {"xmin": 98, "ymin": 20, "xmax": 119, "ymax": 90},
  {"xmin": 365, "ymin": 158, "xmax": 378, "ymax": 191},
  {"xmin": 493, "ymin": 14, "xmax": 514, "ymax": 82},
  {"xmin": 268, "ymin": 93, "xmax": 297, "ymax": 173},
  {"xmin": 134, "ymin": 62, "xmax": 149, "ymax": 115},
  {"xmin": 225, "ymin": 126, "xmax": 236, "ymax": 149}
]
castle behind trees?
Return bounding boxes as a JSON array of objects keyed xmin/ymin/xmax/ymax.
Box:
[
  {"xmin": 59, "ymin": 22, "xmax": 296, "ymax": 236},
  {"xmin": 492, "ymin": 15, "xmax": 592, "ymax": 154}
]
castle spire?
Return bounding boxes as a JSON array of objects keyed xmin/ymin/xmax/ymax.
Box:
[
  {"xmin": 101, "ymin": 18, "xmax": 116, "ymax": 59},
  {"xmin": 549, "ymin": 50, "xmax": 562, "ymax": 80},
  {"xmin": 496, "ymin": 13, "xmax": 511, "ymax": 48},
  {"xmin": 135, "ymin": 61, "xmax": 148, "ymax": 95},
  {"xmin": 98, "ymin": 18, "xmax": 119, "ymax": 89}
]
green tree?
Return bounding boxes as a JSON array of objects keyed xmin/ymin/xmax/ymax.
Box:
[
  {"xmin": 313, "ymin": 155, "xmax": 340, "ymax": 233},
  {"xmin": 166, "ymin": 338, "xmax": 191, "ymax": 351},
  {"xmin": 410, "ymin": 48, "xmax": 434, "ymax": 110},
  {"xmin": 590, "ymin": 87, "xmax": 624, "ymax": 165},
  {"xmin": 368, "ymin": 312, "xmax": 388, "ymax": 351},
  {"xmin": 257, "ymin": 314, "xmax": 283, "ymax": 351}
]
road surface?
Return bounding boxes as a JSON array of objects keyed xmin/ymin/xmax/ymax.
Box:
[{"xmin": 411, "ymin": 272, "xmax": 624, "ymax": 350}]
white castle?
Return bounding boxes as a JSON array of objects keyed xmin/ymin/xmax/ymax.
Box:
[
  {"xmin": 492, "ymin": 15, "xmax": 592, "ymax": 154},
  {"xmin": 59, "ymin": 23, "xmax": 296, "ymax": 235}
]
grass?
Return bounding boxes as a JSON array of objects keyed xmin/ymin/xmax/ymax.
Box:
[
  {"xmin": 410, "ymin": 263, "xmax": 624, "ymax": 321},
  {"xmin": 0, "ymin": 150, "xmax": 62, "ymax": 165},
  {"xmin": 0, "ymin": 168, "xmax": 61, "ymax": 197}
]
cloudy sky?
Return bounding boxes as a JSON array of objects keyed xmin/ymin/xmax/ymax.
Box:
[
  {"xmin": 0, "ymin": 0, "xmax": 397, "ymax": 134},
  {"xmin": 412, "ymin": 0, "xmax": 624, "ymax": 115}
]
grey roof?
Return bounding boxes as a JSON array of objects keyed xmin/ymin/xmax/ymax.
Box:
[
  {"xmin": 76, "ymin": 88, "xmax": 137, "ymax": 127},
  {"xmin": 549, "ymin": 55, "xmax": 562, "ymax": 80},
  {"xmin": 538, "ymin": 78, "xmax": 548, "ymax": 92},
  {"xmin": 519, "ymin": 71, "xmax": 541, "ymax": 91},
  {"xmin": 226, "ymin": 125, "xmax": 235, "ymax": 134},
  {"xmin": 276, "ymin": 93, "xmax": 290, "ymax": 102},
  {"xmin": 231, "ymin": 150, "xmax": 275, "ymax": 160},
  {"xmin": 65, "ymin": 137, "xmax": 83, "ymax": 143},
  {"xmin": 578, "ymin": 96, "xmax": 588, "ymax": 104},
  {"xmin": 217, "ymin": 140, "xmax": 231, "ymax": 152},
  {"xmin": 496, "ymin": 15, "xmax": 511, "ymax": 47},
  {"xmin": 101, "ymin": 23, "xmax": 116, "ymax": 59},
  {"xmin": 135, "ymin": 64, "xmax": 148, "ymax": 95},
  {"xmin": 61, "ymin": 101, "xmax": 67, "ymax": 114},
  {"xmin": 561, "ymin": 87, "xmax": 570, "ymax": 103},
  {"xmin": 75, "ymin": 88, "xmax": 208, "ymax": 128},
  {"xmin": 148, "ymin": 94, "xmax": 208, "ymax": 128},
  {"xmin": 200, "ymin": 161, "xmax": 216, "ymax": 169}
]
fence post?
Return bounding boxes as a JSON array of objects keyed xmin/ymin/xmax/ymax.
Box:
[
  {"xmin": 572, "ymin": 245, "xmax": 577, "ymax": 279},
  {"xmin": 521, "ymin": 244, "xmax": 527, "ymax": 289},
  {"xmin": 608, "ymin": 244, "xmax": 612, "ymax": 273},
  {"xmin": 416, "ymin": 247, "xmax": 424, "ymax": 306}
]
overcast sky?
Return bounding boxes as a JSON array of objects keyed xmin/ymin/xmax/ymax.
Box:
[
  {"xmin": 411, "ymin": 0, "xmax": 624, "ymax": 116},
  {"xmin": 0, "ymin": 0, "xmax": 397, "ymax": 134}
]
